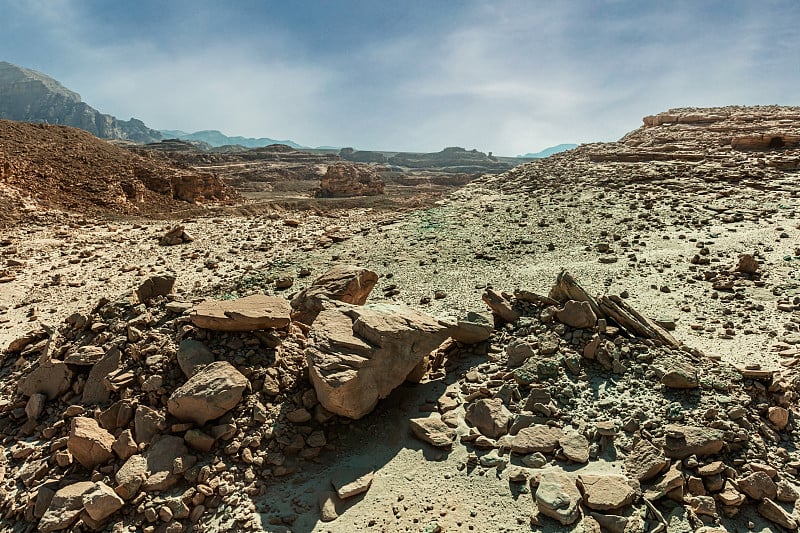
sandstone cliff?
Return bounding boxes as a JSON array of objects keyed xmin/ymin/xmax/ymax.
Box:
[
  {"xmin": 0, "ymin": 62, "xmax": 162, "ymax": 144},
  {"xmin": 315, "ymin": 163, "xmax": 385, "ymax": 197}
]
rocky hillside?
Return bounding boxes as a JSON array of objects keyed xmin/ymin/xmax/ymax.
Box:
[
  {"xmin": 0, "ymin": 120, "xmax": 236, "ymax": 226},
  {"xmin": 0, "ymin": 62, "xmax": 162, "ymax": 144}
]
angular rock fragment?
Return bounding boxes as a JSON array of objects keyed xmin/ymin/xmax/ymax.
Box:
[
  {"xmin": 578, "ymin": 474, "xmax": 636, "ymax": 511},
  {"xmin": 758, "ymin": 498, "xmax": 798, "ymax": 530},
  {"xmin": 67, "ymin": 417, "xmax": 115, "ymax": 469},
  {"xmin": 177, "ymin": 339, "xmax": 215, "ymax": 378},
  {"xmin": 559, "ymin": 432, "xmax": 590, "ymax": 464},
  {"xmin": 465, "ymin": 398, "xmax": 512, "ymax": 439},
  {"xmin": 536, "ymin": 471, "xmax": 581, "ymax": 525},
  {"xmin": 38, "ymin": 481, "xmax": 94, "ymax": 533},
  {"xmin": 663, "ymin": 425, "xmax": 723, "ymax": 459},
  {"xmin": 449, "ymin": 311, "xmax": 493, "ymax": 344},
  {"xmin": 306, "ymin": 303, "xmax": 449, "ymax": 419},
  {"xmin": 556, "ymin": 300, "xmax": 597, "ymax": 329},
  {"xmin": 134, "ymin": 274, "xmax": 176, "ymax": 303},
  {"xmin": 168, "ymin": 361, "xmax": 248, "ymax": 426},
  {"xmin": 511, "ymin": 425, "xmax": 562, "ymax": 454},
  {"xmin": 409, "ymin": 416, "xmax": 456, "ymax": 448},
  {"xmin": 738, "ymin": 471, "xmax": 777, "ymax": 501},
  {"xmin": 291, "ymin": 265, "xmax": 378, "ymax": 325},
  {"xmin": 331, "ymin": 468, "xmax": 374, "ymax": 499},
  {"xmin": 190, "ymin": 294, "xmax": 291, "ymax": 331},
  {"xmin": 481, "ymin": 289, "xmax": 520, "ymax": 323}
]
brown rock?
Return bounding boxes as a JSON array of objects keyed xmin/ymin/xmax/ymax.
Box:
[
  {"xmin": 625, "ymin": 439, "xmax": 669, "ymax": 481},
  {"xmin": 578, "ymin": 474, "xmax": 636, "ymax": 511},
  {"xmin": 663, "ymin": 425, "xmax": 723, "ymax": 459},
  {"xmin": 738, "ymin": 471, "xmax": 778, "ymax": 501},
  {"xmin": 290, "ymin": 265, "xmax": 378, "ymax": 325},
  {"xmin": 331, "ymin": 468, "xmax": 374, "ymax": 499},
  {"xmin": 82, "ymin": 346, "xmax": 121, "ymax": 405},
  {"xmin": 482, "ymin": 289, "xmax": 520, "ymax": 323},
  {"xmin": 38, "ymin": 481, "xmax": 94, "ymax": 533},
  {"xmin": 318, "ymin": 491, "xmax": 340, "ymax": 522},
  {"xmin": 409, "ymin": 416, "xmax": 456, "ymax": 448},
  {"xmin": 82, "ymin": 482, "xmax": 124, "ymax": 522},
  {"xmin": 450, "ymin": 311, "xmax": 494, "ymax": 344},
  {"xmin": 167, "ymin": 361, "xmax": 248, "ymax": 426},
  {"xmin": 465, "ymin": 398, "xmax": 512, "ymax": 439},
  {"xmin": 511, "ymin": 425, "xmax": 562, "ymax": 454},
  {"xmin": 768, "ymin": 406, "xmax": 790, "ymax": 430},
  {"xmin": 134, "ymin": 274, "xmax": 176, "ymax": 302},
  {"xmin": 112, "ymin": 429, "xmax": 138, "ymax": 460},
  {"xmin": 315, "ymin": 163, "xmax": 384, "ymax": 198},
  {"xmin": 134, "ymin": 404, "xmax": 166, "ymax": 445},
  {"xmin": 18, "ymin": 360, "xmax": 73, "ymax": 400},
  {"xmin": 190, "ymin": 294, "xmax": 291, "ymax": 331},
  {"xmin": 758, "ymin": 498, "xmax": 798, "ymax": 530},
  {"xmin": 660, "ymin": 362, "xmax": 699, "ymax": 389},
  {"xmin": 306, "ymin": 303, "xmax": 449, "ymax": 419},
  {"xmin": 716, "ymin": 481, "xmax": 745, "ymax": 506},
  {"xmin": 556, "ymin": 300, "xmax": 597, "ymax": 329},
  {"xmin": 736, "ymin": 253, "xmax": 759, "ymax": 274},
  {"xmin": 141, "ymin": 435, "xmax": 187, "ymax": 492},
  {"xmin": 114, "ymin": 454, "xmax": 147, "ymax": 500},
  {"xmin": 535, "ymin": 471, "xmax": 581, "ymax": 525},
  {"xmin": 177, "ymin": 339, "xmax": 215, "ymax": 378},
  {"xmin": 67, "ymin": 417, "xmax": 115, "ymax": 469},
  {"xmin": 559, "ymin": 432, "xmax": 590, "ymax": 464},
  {"xmin": 159, "ymin": 226, "xmax": 193, "ymax": 246},
  {"xmin": 644, "ymin": 462, "xmax": 684, "ymax": 500}
]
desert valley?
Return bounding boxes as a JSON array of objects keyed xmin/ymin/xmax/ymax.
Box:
[{"xmin": 1, "ymin": 51, "xmax": 800, "ymax": 533}]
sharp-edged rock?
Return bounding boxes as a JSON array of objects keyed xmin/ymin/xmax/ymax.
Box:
[{"xmin": 190, "ymin": 294, "xmax": 291, "ymax": 331}]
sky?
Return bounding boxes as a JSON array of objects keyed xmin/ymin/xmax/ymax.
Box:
[{"xmin": 2, "ymin": 0, "xmax": 799, "ymax": 155}]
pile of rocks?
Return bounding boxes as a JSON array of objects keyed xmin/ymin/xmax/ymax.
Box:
[
  {"xmin": 0, "ymin": 264, "xmax": 467, "ymax": 532},
  {"xmin": 405, "ymin": 271, "xmax": 800, "ymax": 531}
]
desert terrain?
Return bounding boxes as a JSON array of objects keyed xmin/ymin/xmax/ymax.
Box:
[{"xmin": 1, "ymin": 106, "xmax": 799, "ymax": 533}]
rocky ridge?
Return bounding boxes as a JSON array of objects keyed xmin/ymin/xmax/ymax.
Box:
[{"xmin": 0, "ymin": 121, "xmax": 236, "ymax": 226}]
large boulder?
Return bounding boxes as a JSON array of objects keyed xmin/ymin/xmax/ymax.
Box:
[
  {"xmin": 291, "ymin": 265, "xmax": 378, "ymax": 325},
  {"xmin": 306, "ymin": 303, "xmax": 450, "ymax": 419},
  {"xmin": 167, "ymin": 361, "xmax": 248, "ymax": 425},
  {"xmin": 190, "ymin": 294, "xmax": 291, "ymax": 331}
]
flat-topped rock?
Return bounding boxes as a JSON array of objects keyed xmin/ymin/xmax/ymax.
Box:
[
  {"xmin": 168, "ymin": 361, "xmax": 248, "ymax": 426},
  {"xmin": 190, "ymin": 294, "xmax": 291, "ymax": 331},
  {"xmin": 536, "ymin": 471, "xmax": 581, "ymax": 525}
]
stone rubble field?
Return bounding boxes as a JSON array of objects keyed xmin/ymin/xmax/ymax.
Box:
[{"xmin": 0, "ymin": 106, "xmax": 800, "ymax": 533}]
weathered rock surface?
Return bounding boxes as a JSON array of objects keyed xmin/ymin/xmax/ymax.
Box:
[
  {"xmin": 176, "ymin": 339, "xmax": 215, "ymax": 378},
  {"xmin": 465, "ymin": 398, "xmax": 512, "ymax": 439},
  {"xmin": 663, "ymin": 425, "xmax": 724, "ymax": 459},
  {"xmin": 578, "ymin": 474, "xmax": 636, "ymax": 511},
  {"xmin": 190, "ymin": 294, "xmax": 291, "ymax": 331},
  {"xmin": 291, "ymin": 265, "xmax": 378, "ymax": 325},
  {"xmin": 67, "ymin": 417, "xmax": 115, "ymax": 469},
  {"xmin": 535, "ymin": 471, "xmax": 581, "ymax": 525},
  {"xmin": 306, "ymin": 303, "xmax": 450, "ymax": 419},
  {"xmin": 625, "ymin": 439, "xmax": 669, "ymax": 481},
  {"xmin": 167, "ymin": 361, "xmax": 248, "ymax": 425},
  {"xmin": 315, "ymin": 163, "xmax": 384, "ymax": 198},
  {"xmin": 409, "ymin": 416, "xmax": 456, "ymax": 448},
  {"xmin": 511, "ymin": 425, "xmax": 562, "ymax": 454}
]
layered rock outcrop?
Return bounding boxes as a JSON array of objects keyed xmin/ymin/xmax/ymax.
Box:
[{"xmin": 315, "ymin": 163, "xmax": 385, "ymax": 198}]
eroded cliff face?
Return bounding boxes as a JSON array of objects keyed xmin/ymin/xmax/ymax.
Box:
[
  {"xmin": 0, "ymin": 62, "xmax": 162, "ymax": 143},
  {"xmin": 315, "ymin": 163, "xmax": 385, "ymax": 198}
]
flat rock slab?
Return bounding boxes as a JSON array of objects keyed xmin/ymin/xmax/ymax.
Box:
[
  {"xmin": 559, "ymin": 432, "xmax": 590, "ymax": 464},
  {"xmin": 663, "ymin": 425, "xmax": 724, "ymax": 459},
  {"xmin": 291, "ymin": 265, "xmax": 378, "ymax": 325},
  {"xmin": 578, "ymin": 474, "xmax": 636, "ymax": 511},
  {"xmin": 625, "ymin": 439, "xmax": 669, "ymax": 481},
  {"xmin": 511, "ymin": 425, "xmax": 562, "ymax": 454},
  {"xmin": 18, "ymin": 361, "xmax": 73, "ymax": 400},
  {"xmin": 409, "ymin": 416, "xmax": 457, "ymax": 448},
  {"xmin": 190, "ymin": 294, "xmax": 291, "ymax": 331}
]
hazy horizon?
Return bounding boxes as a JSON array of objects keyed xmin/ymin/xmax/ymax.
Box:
[{"xmin": 2, "ymin": 0, "xmax": 799, "ymax": 155}]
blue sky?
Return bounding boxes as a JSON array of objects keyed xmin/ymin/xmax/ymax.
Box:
[{"xmin": 2, "ymin": 0, "xmax": 799, "ymax": 154}]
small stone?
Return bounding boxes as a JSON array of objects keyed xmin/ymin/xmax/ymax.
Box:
[
  {"xmin": 768, "ymin": 406, "xmax": 790, "ymax": 430},
  {"xmin": 579, "ymin": 474, "xmax": 635, "ymax": 511},
  {"xmin": 535, "ymin": 471, "xmax": 581, "ymax": 525},
  {"xmin": 67, "ymin": 417, "xmax": 115, "ymax": 469},
  {"xmin": 409, "ymin": 416, "xmax": 456, "ymax": 448},
  {"xmin": 758, "ymin": 498, "xmax": 798, "ymax": 530},
  {"xmin": 738, "ymin": 471, "xmax": 777, "ymax": 501},
  {"xmin": 331, "ymin": 469, "xmax": 374, "ymax": 499},
  {"xmin": 465, "ymin": 398, "xmax": 512, "ymax": 439},
  {"xmin": 559, "ymin": 432, "xmax": 590, "ymax": 464}
]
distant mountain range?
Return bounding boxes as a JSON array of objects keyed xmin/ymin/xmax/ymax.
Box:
[
  {"xmin": 0, "ymin": 61, "xmax": 162, "ymax": 143},
  {"xmin": 518, "ymin": 144, "xmax": 578, "ymax": 158},
  {"xmin": 159, "ymin": 129, "xmax": 305, "ymax": 149}
]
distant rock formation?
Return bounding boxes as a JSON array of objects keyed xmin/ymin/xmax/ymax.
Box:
[
  {"xmin": 159, "ymin": 129, "xmax": 304, "ymax": 149},
  {"xmin": 339, "ymin": 148, "xmax": 388, "ymax": 164},
  {"xmin": 388, "ymin": 147, "xmax": 510, "ymax": 173},
  {"xmin": 0, "ymin": 61, "xmax": 162, "ymax": 143},
  {"xmin": 518, "ymin": 144, "xmax": 578, "ymax": 158},
  {"xmin": 315, "ymin": 163, "xmax": 384, "ymax": 198}
]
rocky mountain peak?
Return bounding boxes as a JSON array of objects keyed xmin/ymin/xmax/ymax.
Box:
[{"xmin": 0, "ymin": 61, "xmax": 162, "ymax": 144}]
